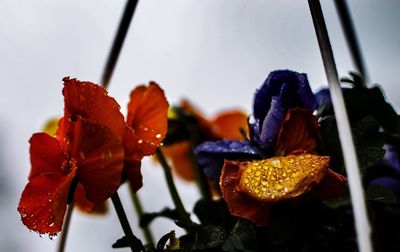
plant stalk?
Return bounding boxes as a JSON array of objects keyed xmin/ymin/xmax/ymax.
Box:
[{"xmin": 111, "ymin": 192, "xmax": 144, "ymax": 252}]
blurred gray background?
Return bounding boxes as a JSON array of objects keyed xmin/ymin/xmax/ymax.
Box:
[{"xmin": 1, "ymin": 0, "xmax": 399, "ymax": 251}]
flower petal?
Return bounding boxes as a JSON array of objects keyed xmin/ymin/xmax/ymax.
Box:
[
  {"xmin": 74, "ymin": 183, "xmax": 108, "ymax": 214},
  {"xmin": 220, "ymin": 160, "xmax": 270, "ymax": 226},
  {"xmin": 18, "ymin": 165, "xmax": 77, "ymax": 234},
  {"xmin": 163, "ymin": 141, "xmax": 196, "ymax": 181},
  {"xmin": 212, "ymin": 110, "xmax": 249, "ymax": 140},
  {"xmin": 311, "ymin": 169, "xmax": 348, "ymax": 199},
  {"xmin": 63, "ymin": 77, "xmax": 125, "ymax": 140},
  {"xmin": 71, "ymin": 117, "xmax": 124, "ymax": 202},
  {"xmin": 237, "ymin": 154, "xmax": 330, "ymax": 203},
  {"xmin": 275, "ymin": 108, "xmax": 319, "ymax": 156},
  {"xmin": 126, "ymin": 82, "xmax": 169, "ymax": 156},
  {"xmin": 258, "ymin": 97, "xmax": 286, "ymax": 149},
  {"xmin": 195, "ymin": 140, "xmax": 261, "ymax": 181},
  {"xmin": 29, "ymin": 133, "xmax": 67, "ymax": 180}
]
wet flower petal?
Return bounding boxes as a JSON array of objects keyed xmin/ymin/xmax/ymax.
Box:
[
  {"xmin": 18, "ymin": 164, "xmax": 77, "ymax": 234},
  {"xmin": 29, "ymin": 133, "xmax": 67, "ymax": 180},
  {"xmin": 163, "ymin": 141, "xmax": 196, "ymax": 181},
  {"xmin": 126, "ymin": 82, "xmax": 169, "ymax": 156},
  {"xmin": 71, "ymin": 117, "xmax": 124, "ymax": 202},
  {"xmin": 63, "ymin": 77, "xmax": 125, "ymax": 140},
  {"xmin": 220, "ymin": 160, "xmax": 270, "ymax": 226},
  {"xmin": 237, "ymin": 154, "xmax": 329, "ymax": 203},
  {"xmin": 258, "ymin": 97, "xmax": 286, "ymax": 149},
  {"xmin": 195, "ymin": 140, "xmax": 261, "ymax": 181}
]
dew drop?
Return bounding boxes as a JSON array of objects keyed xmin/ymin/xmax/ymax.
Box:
[
  {"xmin": 137, "ymin": 139, "xmax": 143, "ymax": 144},
  {"xmin": 155, "ymin": 133, "xmax": 162, "ymax": 139},
  {"xmin": 49, "ymin": 233, "xmax": 57, "ymax": 240},
  {"xmin": 49, "ymin": 222, "xmax": 54, "ymax": 227}
]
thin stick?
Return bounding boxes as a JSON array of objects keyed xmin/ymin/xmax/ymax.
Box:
[
  {"xmin": 156, "ymin": 148, "xmax": 190, "ymax": 222},
  {"xmin": 307, "ymin": 1, "xmax": 372, "ymax": 252},
  {"xmin": 100, "ymin": 0, "xmax": 140, "ymax": 88},
  {"xmin": 111, "ymin": 192, "xmax": 144, "ymax": 252},
  {"xmin": 334, "ymin": 0, "xmax": 368, "ymax": 83},
  {"xmin": 57, "ymin": 203, "xmax": 74, "ymax": 252}
]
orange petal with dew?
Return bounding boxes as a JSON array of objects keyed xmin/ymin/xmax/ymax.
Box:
[
  {"xmin": 29, "ymin": 133, "xmax": 67, "ymax": 180},
  {"xmin": 220, "ymin": 160, "xmax": 270, "ymax": 226},
  {"xmin": 275, "ymin": 108, "xmax": 320, "ymax": 156},
  {"xmin": 18, "ymin": 163, "xmax": 77, "ymax": 234},
  {"xmin": 211, "ymin": 110, "xmax": 249, "ymax": 140},
  {"xmin": 63, "ymin": 77, "xmax": 125, "ymax": 141},
  {"xmin": 126, "ymin": 82, "xmax": 169, "ymax": 156},
  {"xmin": 71, "ymin": 117, "xmax": 124, "ymax": 202},
  {"xmin": 237, "ymin": 154, "xmax": 329, "ymax": 203}
]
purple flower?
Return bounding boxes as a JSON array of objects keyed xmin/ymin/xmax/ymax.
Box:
[
  {"xmin": 251, "ymin": 70, "xmax": 317, "ymax": 149},
  {"xmin": 195, "ymin": 70, "xmax": 317, "ymax": 182}
]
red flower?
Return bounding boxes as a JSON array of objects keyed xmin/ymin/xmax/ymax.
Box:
[
  {"xmin": 122, "ymin": 82, "xmax": 169, "ymax": 192},
  {"xmin": 220, "ymin": 108, "xmax": 347, "ymax": 226},
  {"xmin": 18, "ymin": 78, "xmax": 125, "ymax": 235}
]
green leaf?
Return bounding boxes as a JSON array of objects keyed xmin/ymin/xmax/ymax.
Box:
[
  {"xmin": 192, "ymin": 225, "xmax": 227, "ymax": 250},
  {"xmin": 366, "ymin": 185, "xmax": 400, "ymax": 205},
  {"xmin": 323, "ymin": 197, "xmax": 351, "ymax": 209},
  {"xmin": 222, "ymin": 219, "xmax": 257, "ymax": 252}
]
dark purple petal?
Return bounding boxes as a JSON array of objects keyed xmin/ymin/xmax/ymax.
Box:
[
  {"xmin": 370, "ymin": 176, "xmax": 400, "ymax": 198},
  {"xmin": 297, "ymin": 73, "xmax": 317, "ymax": 111},
  {"xmin": 383, "ymin": 144, "xmax": 400, "ymax": 173},
  {"xmin": 259, "ymin": 97, "xmax": 286, "ymax": 149},
  {"xmin": 194, "ymin": 140, "xmax": 261, "ymax": 181},
  {"xmin": 252, "ymin": 70, "xmax": 317, "ymax": 150}
]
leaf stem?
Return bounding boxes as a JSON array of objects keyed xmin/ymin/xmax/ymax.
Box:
[
  {"xmin": 156, "ymin": 148, "xmax": 190, "ymax": 222},
  {"xmin": 111, "ymin": 192, "xmax": 144, "ymax": 252},
  {"xmin": 129, "ymin": 186, "xmax": 155, "ymax": 245},
  {"xmin": 57, "ymin": 202, "xmax": 74, "ymax": 252}
]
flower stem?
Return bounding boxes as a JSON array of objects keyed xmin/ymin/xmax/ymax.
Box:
[
  {"xmin": 129, "ymin": 186, "xmax": 155, "ymax": 245},
  {"xmin": 57, "ymin": 202, "xmax": 74, "ymax": 252},
  {"xmin": 188, "ymin": 144, "xmax": 212, "ymax": 201},
  {"xmin": 156, "ymin": 148, "xmax": 190, "ymax": 222},
  {"xmin": 111, "ymin": 192, "xmax": 144, "ymax": 252}
]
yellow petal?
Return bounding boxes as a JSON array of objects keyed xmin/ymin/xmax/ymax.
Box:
[{"xmin": 237, "ymin": 154, "xmax": 329, "ymax": 203}]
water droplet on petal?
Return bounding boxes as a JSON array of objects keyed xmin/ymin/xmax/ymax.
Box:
[
  {"xmin": 155, "ymin": 133, "xmax": 162, "ymax": 139},
  {"xmin": 137, "ymin": 139, "xmax": 143, "ymax": 144}
]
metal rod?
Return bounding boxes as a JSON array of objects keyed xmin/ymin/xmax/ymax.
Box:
[
  {"xmin": 307, "ymin": 1, "xmax": 372, "ymax": 252},
  {"xmin": 334, "ymin": 0, "xmax": 368, "ymax": 84},
  {"xmin": 100, "ymin": 0, "xmax": 140, "ymax": 88}
]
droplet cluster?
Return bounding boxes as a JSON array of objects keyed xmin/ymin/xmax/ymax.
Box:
[{"xmin": 238, "ymin": 154, "xmax": 329, "ymax": 202}]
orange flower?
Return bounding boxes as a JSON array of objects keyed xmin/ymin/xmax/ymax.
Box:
[
  {"xmin": 163, "ymin": 100, "xmax": 248, "ymax": 181},
  {"xmin": 220, "ymin": 108, "xmax": 347, "ymax": 226},
  {"xmin": 18, "ymin": 78, "xmax": 125, "ymax": 235},
  {"xmin": 122, "ymin": 82, "xmax": 169, "ymax": 192}
]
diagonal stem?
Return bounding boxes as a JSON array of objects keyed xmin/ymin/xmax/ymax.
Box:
[
  {"xmin": 57, "ymin": 202, "xmax": 74, "ymax": 252},
  {"xmin": 111, "ymin": 192, "xmax": 144, "ymax": 252},
  {"xmin": 307, "ymin": 1, "xmax": 372, "ymax": 252},
  {"xmin": 334, "ymin": 0, "xmax": 368, "ymax": 84},
  {"xmin": 156, "ymin": 148, "xmax": 190, "ymax": 222},
  {"xmin": 129, "ymin": 188, "xmax": 155, "ymax": 245},
  {"xmin": 100, "ymin": 0, "xmax": 140, "ymax": 88}
]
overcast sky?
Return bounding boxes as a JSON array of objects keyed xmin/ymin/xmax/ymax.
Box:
[{"xmin": 1, "ymin": 0, "xmax": 399, "ymax": 251}]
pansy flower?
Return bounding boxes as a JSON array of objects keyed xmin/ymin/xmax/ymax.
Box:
[
  {"xmin": 163, "ymin": 100, "xmax": 248, "ymax": 181},
  {"xmin": 195, "ymin": 70, "xmax": 347, "ymax": 225},
  {"xmin": 122, "ymin": 82, "xmax": 169, "ymax": 192},
  {"xmin": 18, "ymin": 78, "xmax": 125, "ymax": 235},
  {"xmin": 195, "ymin": 70, "xmax": 317, "ymax": 182}
]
